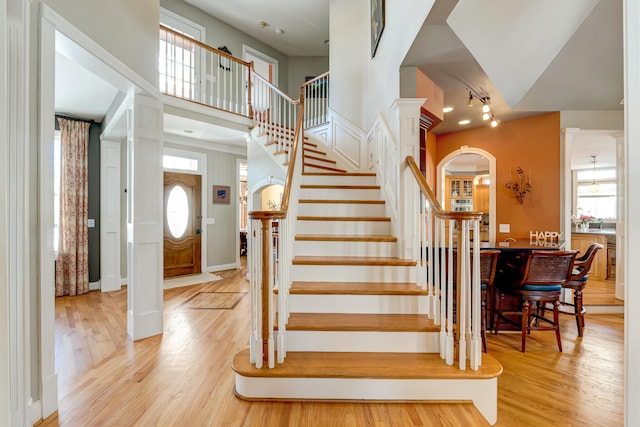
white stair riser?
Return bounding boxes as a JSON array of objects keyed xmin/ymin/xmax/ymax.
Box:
[
  {"xmin": 288, "ymin": 294, "xmax": 429, "ymax": 314},
  {"xmin": 234, "ymin": 376, "xmax": 498, "ymax": 425},
  {"xmin": 283, "ymin": 331, "xmax": 438, "ymax": 352},
  {"xmin": 291, "ymin": 264, "xmax": 415, "ymax": 283},
  {"xmin": 294, "ymin": 240, "xmax": 396, "ymax": 257},
  {"xmin": 296, "ymin": 220, "xmax": 390, "ymax": 235},
  {"xmin": 299, "ymin": 188, "xmax": 381, "ymax": 200},
  {"xmin": 298, "ymin": 203, "xmax": 385, "ymax": 217},
  {"xmin": 301, "ymin": 175, "xmax": 377, "ymax": 186}
]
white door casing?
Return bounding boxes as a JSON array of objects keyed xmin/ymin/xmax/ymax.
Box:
[{"xmin": 100, "ymin": 139, "xmax": 122, "ymax": 292}]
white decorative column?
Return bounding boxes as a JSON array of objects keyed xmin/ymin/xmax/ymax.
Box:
[
  {"xmin": 1, "ymin": 0, "xmax": 31, "ymax": 424},
  {"xmin": 561, "ymin": 128, "xmax": 579, "ymax": 250},
  {"xmin": 624, "ymin": 0, "xmax": 639, "ymax": 424},
  {"xmin": 391, "ymin": 99, "xmax": 426, "ymax": 261},
  {"xmin": 126, "ymin": 92, "xmax": 164, "ymax": 340},
  {"xmin": 613, "ymin": 132, "xmax": 625, "ymax": 300}
]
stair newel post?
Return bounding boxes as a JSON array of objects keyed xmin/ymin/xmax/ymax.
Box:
[
  {"xmin": 247, "ymin": 61, "xmax": 254, "ymax": 118},
  {"xmin": 249, "ymin": 218, "xmax": 263, "ymax": 367}
]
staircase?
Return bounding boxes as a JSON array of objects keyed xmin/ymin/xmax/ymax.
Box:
[{"xmin": 233, "ymin": 157, "xmax": 502, "ymax": 424}]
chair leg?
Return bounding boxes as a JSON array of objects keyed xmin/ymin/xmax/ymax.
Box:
[
  {"xmin": 554, "ymin": 300, "xmax": 563, "ymax": 352},
  {"xmin": 521, "ymin": 300, "xmax": 530, "ymax": 352},
  {"xmin": 575, "ymin": 289, "xmax": 584, "ymax": 337},
  {"xmin": 494, "ymin": 293, "xmax": 504, "ymax": 334}
]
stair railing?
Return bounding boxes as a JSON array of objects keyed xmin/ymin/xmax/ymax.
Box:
[
  {"xmin": 159, "ymin": 25, "xmax": 252, "ymax": 117},
  {"xmin": 251, "ymin": 72, "xmax": 300, "ymax": 165},
  {"xmin": 406, "ymin": 156, "xmax": 484, "ymax": 371},
  {"xmin": 248, "ymin": 85, "xmax": 305, "ymax": 368},
  {"xmin": 301, "ymin": 72, "xmax": 330, "ymax": 129}
]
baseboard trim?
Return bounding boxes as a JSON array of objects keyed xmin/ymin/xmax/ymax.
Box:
[
  {"xmin": 30, "ymin": 399, "xmax": 42, "ymax": 425},
  {"xmin": 208, "ymin": 262, "xmax": 239, "ymax": 273},
  {"xmin": 89, "ymin": 280, "xmax": 101, "ymax": 291}
]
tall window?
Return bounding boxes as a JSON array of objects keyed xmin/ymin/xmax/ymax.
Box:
[
  {"xmin": 159, "ymin": 9, "xmax": 206, "ymax": 101},
  {"xmin": 575, "ymin": 168, "xmax": 616, "ymax": 220}
]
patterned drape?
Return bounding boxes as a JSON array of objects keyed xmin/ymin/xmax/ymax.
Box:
[{"xmin": 55, "ymin": 118, "xmax": 91, "ymax": 296}]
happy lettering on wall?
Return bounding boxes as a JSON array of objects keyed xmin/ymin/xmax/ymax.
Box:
[{"xmin": 530, "ymin": 230, "xmax": 561, "ymax": 243}]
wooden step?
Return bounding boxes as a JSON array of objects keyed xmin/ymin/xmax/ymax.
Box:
[
  {"xmin": 292, "ymin": 256, "xmax": 414, "ymax": 266},
  {"xmin": 299, "ymin": 199, "xmax": 384, "ymax": 204},
  {"xmin": 295, "ymin": 234, "xmax": 396, "ymax": 242},
  {"xmin": 304, "ymin": 154, "xmax": 336, "ymax": 165},
  {"xmin": 297, "ymin": 215, "xmax": 390, "ymax": 222},
  {"xmin": 302, "ymin": 172, "xmax": 376, "ymax": 177},
  {"xmin": 233, "ymin": 348, "xmax": 502, "ymax": 380},
  {"xmin": 300, "ymin": 184, "xmax": 381, "ymax": 190},
  {"xmin": 284, "ymin": 313, "xmax": 436, "ymax": 332},
  {"xmin": 289, "ymin": 281, "xmax": 425, "ymax": 295},
  {"xmin": 232, "ymin": 349, "xmax": 501, "ymax": 424},
  {"xmin": 303, "ymin": 147, "xmax": 327, "ymax": 156},
  {"xmin": 303, "ymin": 163, "xmax": 347, "ymax": 173}
]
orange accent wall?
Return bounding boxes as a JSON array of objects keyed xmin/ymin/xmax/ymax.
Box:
[
  {"xmin": 435, "ymin": 112, "xmax": 561, "ymax": 239},
  {"xmin": 425, "ymin": 131, "xmax": 437, "ymax": 188}
]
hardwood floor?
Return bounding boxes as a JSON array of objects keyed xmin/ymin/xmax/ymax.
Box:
[{"xmin": 45, "ymin": 260, "xmax": 624, "ymax": 427}]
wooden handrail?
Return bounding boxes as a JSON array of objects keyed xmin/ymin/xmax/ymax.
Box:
[
  {"xmin": 160, "ymin": 24, "xmax": 251, "ymax": 67},
  {"xmin": 405, "ymin": 155, "xmax": 482, "ymax": 222},
  {"xmin": 251, "ymin": 68, "xmax": 300, "ymax": 105},
  {"xmin": 300, "ymin": 71, "xmax": 330, "ymax": 87}
]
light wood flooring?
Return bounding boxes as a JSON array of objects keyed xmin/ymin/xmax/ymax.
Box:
[{"xmin": 44, "ymin": 261, "xmax": 624, "ymax": 426}]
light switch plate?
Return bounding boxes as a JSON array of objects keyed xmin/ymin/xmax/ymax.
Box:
[
  {"xmin": 206, "ymin": 218, "xmax": 215, "ymax": 225},
  {"xmin": 88, "ymin": 218, "xmax": 95, "ymax": 228},
  {"xmin": 499, "ymin": 224, "xmax": 510, "ymax": 233}
]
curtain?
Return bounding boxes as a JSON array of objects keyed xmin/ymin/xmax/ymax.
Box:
[{"xmin": 55, "ymin": 118, "xmax": 91, "ymax": 296}]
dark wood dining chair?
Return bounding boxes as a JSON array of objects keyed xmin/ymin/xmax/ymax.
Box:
[
  {"xmin": 494, "ymin": 250, "xmax": 578, "ymax": 352},
  {"xmin": 558, "ymin": 243, "xmax": 602, "ymax": 337}
]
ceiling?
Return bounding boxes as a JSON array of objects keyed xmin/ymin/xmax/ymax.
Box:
[{"xmin": 55, "ymin": 0, "xmax": 623, "ymax": 169}]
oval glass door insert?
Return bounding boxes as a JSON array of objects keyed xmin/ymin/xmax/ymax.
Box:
[{"xmin": 167, "ymin": 185, "xmax": 189, "ymax": 238}]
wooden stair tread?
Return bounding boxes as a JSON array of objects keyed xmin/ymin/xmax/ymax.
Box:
[
  {"xmin": 299, "ymin": 199, "xmax": 385, "ymax": 204},
  {"xmin": 285, "ymin": 313, "xmax": 437, "ymax": 332},
  {"xmin": 289, "ymin": 281, "xmax": 428, "ymax": 295},
  {"xmin": 303, "ymin": 147, "xmax": 327, "ymax": 156},
  {"xmin": 293, "ymin": 256, "xmax": 415, "ymax": 266},
  {"xmin": 303, "ymin": 163, "xmax": 347, "ymax": 173},
  {"xmin": 232, "ymin": 348, "xmax": 503, "ymax": 380},
  {"xmin": 304, "ymin": 155, "xmax": 336, "ymax": 164},
  {"xmin": 302, "ymin": 172, "xmax": 376, "ymax": 176},
  {"xmin": 297, "ymin": 215, "xmax": 390, "ymax": 222},
  {"xmin": 300, "ymin": 184, "xmax": 381, "ymax": 190},
  {"xmin": 295, "ymin": 234, "xmax": 396, "ymax": 242}
]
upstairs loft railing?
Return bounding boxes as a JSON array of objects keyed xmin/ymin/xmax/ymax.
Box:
[
  {"xmin": 159, "ymin": 24, "xmax": 253, "ymax": 116},
  {"xmin": 406, "ymin": 156, "xmax": 484, "ymax": 370}
]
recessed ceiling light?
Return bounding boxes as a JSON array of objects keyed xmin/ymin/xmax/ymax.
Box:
[
  {"xmin": 275, "ymin": 28, "xmax": 284, "ymax": 35},
  {"xmin": 443, "ymin": 107, "xmax": 453, "ymax": 113},
  {"xmin": 458, "ymin": 119, "xmax": 471, "ymax": 125}
]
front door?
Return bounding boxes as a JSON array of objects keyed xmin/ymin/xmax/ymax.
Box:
[{"xmin": 163, "ymin": 172, "xmax": 202, "ymax": 278}]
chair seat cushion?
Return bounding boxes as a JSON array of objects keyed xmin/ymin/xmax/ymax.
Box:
[{"xmin": 520, "ymin": 283, "xmax": 562, "ymax": 291}]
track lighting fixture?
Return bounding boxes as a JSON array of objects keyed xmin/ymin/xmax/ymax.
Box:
[{"xmin": 465, "ymin": 88, "xmax": 500, "ymax": 128}]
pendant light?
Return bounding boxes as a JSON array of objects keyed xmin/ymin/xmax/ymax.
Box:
[{"xmin": 589, "ymin": 155, "xmax": 599, "ymax": 193}]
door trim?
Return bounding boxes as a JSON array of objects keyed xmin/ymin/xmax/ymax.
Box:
[{"xmin": 163, "ymin": 147, "xmax": 207, "ymax": 275}]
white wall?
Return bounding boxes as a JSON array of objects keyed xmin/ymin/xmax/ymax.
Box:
[
  {"xmin": 560, "ymin": 110, "xmax": 624, "ymax": 130},
  {"xmin": 329, "ymin": 0, "xmax": 435, "ymax": 132},
  {"xmin": 288, "ymin": 56, "xmax": 329, "ymax": 98},
  {"xmin": 44, "ymin": 0, "xmax": 160, "ymax": 86},
  {"xmin": 329, "ymin": 0, "xmax": 369, "ymax": 129}
]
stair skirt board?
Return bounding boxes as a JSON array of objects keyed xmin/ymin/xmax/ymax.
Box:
[
  {"xmin": 282, "ymin": 330, "xmax": 439, "ymax": 353},
  {"xmin": 287, "ymin": 294, "xmax": 429, "ymax": 314},
  {"xmin": 291, "ymin": 265, "xmax": 415, "ymax": 282},
  {"xmin": 293, "ymin": 240, "xmax": 396, "ymax": 257},
  {"xmin": 234, "ymin": 376, "xmax": 498, "ymax": 425},
  {"xmin": 296, "ymin": 219, "xmax": 391, "ymax": 235}
]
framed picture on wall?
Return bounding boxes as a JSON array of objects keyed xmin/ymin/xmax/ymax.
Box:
[
  {"xmin": 371, "ymin": 0, "xmax": 385, "ymax": 57},
  {"xmin": 213, "ymin": 185, "xmax": 230, "ymax": 204}
]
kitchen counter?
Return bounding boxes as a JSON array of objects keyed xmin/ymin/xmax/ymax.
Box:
[{"xmin": 572, "ymin": 228, "xmax": 616, "ymax": 236}]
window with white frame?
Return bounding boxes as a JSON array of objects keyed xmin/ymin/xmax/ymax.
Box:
[
  {"xmin": 159, "ymin": 9, "xmax": 206, "ymax": 101},
  {"xmin": 575, "ymin": 168, "xmax": 616, "ymax": 220}
]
